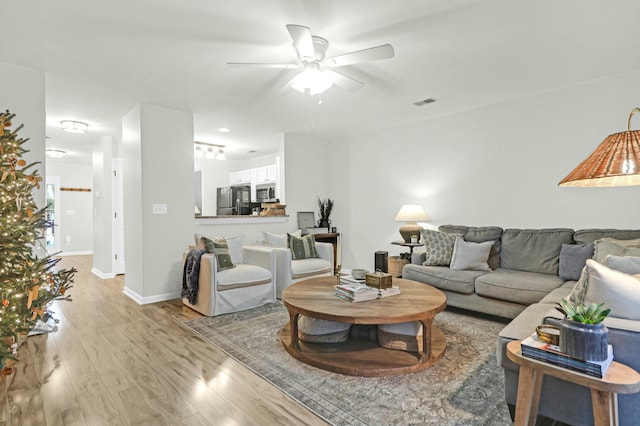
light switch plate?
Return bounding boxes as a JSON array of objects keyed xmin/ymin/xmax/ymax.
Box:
[{"xmin": 152, "ymin": 203, "xmax": 168, "ymax": 215}]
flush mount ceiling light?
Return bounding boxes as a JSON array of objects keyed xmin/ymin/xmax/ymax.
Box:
[
  {"xmin": 559, "ymin": 108, "xmax": 640, "ymax": 187},
  {"xmin": 218, "ymin": 127, "xmax": 230, "ymax": 133},
  {"xmin": 45, "ymin": 149, "xmax": 66, "ymax": 158},
  {"xmin": 60, "ymin": 120, "xmax": 88, "ymax": 134},
  {"xmin": 194, "ymin": 141, "xmax": 226, "ymax": 160}
]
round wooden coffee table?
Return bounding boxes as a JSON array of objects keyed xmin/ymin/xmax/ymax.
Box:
[{"xmin": 280, "ymin": 277, "xmax": 447, "ymax": 376}]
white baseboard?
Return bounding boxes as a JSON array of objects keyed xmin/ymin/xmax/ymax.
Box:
[
  {"xmin": 56, "ymin": 250, "xmax": 93, "ymax": 257},
  {"xmin": 122, "ymin": 287, "xmax": 181, "ymax": 305},
  {"xmin": 91, "ymin": 267, "xmax": 116, "ymax": 280}
]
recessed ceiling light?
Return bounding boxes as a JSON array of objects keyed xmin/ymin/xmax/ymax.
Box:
[
  {"xmin": 218, "ymin": 127, "xmax": 230, "ymax": 133},
  {"xmin": 60, "ymin": 120, "xmax": 88, "ymax": 133}
]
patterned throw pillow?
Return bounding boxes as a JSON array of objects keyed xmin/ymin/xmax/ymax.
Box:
[
  {"xmin": 200, "ymin": 236, "xmax": 236, "ymax": 272},
  {"xmin": 421, "ymin": 229, "xmax": 463, "ymax": 266},
  {"xmin": 288, "ymin": 233, "xmax": 319, "ymax": 260}
]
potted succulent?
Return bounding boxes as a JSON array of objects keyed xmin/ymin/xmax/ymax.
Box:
[
  {"xmin": 556, "ymin": 299, "xmax": 610, "ymax": 361},
  {"xmin": 317, "ymin": 197, "xmax": 334, "ymax": 231}
]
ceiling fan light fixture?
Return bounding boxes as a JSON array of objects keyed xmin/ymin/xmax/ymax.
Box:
[
  {"xmin": 291, "ymin": 65, "xmax": 333, "ymax": 96},
  {"xmin": 46, "ymin": 149, "xmax": 66, "ymax": 158}
]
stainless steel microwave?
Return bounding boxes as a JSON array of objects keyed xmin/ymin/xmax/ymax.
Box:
[{"xmin": 256, "ymin": 183, "xmax": 276, "ymax": 201}]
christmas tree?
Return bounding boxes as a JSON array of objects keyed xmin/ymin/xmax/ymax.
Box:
[{"xmin": 0, "ymin": 110, "xmax": 74, "ymax": 373}]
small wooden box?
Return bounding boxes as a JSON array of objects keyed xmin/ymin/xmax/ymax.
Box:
[{"xmin": 365, "ymin": 271, "xmax": 393, "ymax": 289}]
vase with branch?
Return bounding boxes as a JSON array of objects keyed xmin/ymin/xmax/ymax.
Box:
[{"xmin": 317, "ymin": 197, "xmax": 333, "ymax": 231}]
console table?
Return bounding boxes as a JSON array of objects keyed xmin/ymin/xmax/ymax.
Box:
[
  {"xmin": 313, "ymin": 232, "xmax": 341, "ymax": 273},
  {"xmin": 506, "ymin": 340, "xmax": 640, "ymax": 426}
]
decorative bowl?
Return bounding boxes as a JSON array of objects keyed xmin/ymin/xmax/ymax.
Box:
[{"xmin": 351, "ymin": 269, "xmax": 367, "ymax": 280}]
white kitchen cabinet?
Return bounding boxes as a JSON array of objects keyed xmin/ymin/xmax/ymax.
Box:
[
  {"xmin": 229, "ymin": 169, "xmax": 251, "ymax": 185},
  {"xmin": 256, "ymin": 164, "xmax": 277, "ymax": 183}
]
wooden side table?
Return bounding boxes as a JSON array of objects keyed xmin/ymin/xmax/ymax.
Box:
[
  {"xmin": 391, "ymin": 241, "xmax": 422, "ymax": 255},
  {"xmin": 506, "ymin": 340, "xmax": 640, "ymax": 426},
  {"xmin": 313, "ymin": 232, "xmax": 341, "ymax": 273}
]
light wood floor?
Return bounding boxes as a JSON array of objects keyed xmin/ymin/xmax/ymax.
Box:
[{"xmin": 0, "ymin": 255, "xmax": 328, "ymax": 425}]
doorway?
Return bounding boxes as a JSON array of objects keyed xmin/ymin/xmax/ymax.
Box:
[
  {"xmin": 45, "ymin": 176, "xmax": 61, "ymax": 254},
  {"xmin": 112, "ymin": 159, "xmax": 125, "ymax": 275}
]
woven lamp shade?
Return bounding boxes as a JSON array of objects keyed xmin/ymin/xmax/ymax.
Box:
[{"xmin": 559, "ymin": 108, "xmax": 640, "ymax": 187}]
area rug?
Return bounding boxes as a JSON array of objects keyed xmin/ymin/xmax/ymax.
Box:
[{"xmin": 184, "ymin": 302, "xmax": 513, "ymax": 426}]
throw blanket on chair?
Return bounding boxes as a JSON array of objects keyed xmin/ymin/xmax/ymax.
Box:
[{"xmin": 182, "ymin": 248, "xmax": 205, "ymax": 305}]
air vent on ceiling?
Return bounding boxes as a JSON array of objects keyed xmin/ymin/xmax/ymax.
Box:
[{"xmin": 413, "ymin": 98, "xmax": 436, "ymax": 107}]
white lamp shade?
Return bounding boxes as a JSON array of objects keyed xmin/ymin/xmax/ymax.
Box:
[
  {"xmin": 291, "ymin": 65, "xmax": 333, "ymax": 96},
  {"xmin": 394, "ymin": 204, "xmax": 430, "ymax": 222}
]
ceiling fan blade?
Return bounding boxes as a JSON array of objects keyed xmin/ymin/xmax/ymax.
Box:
[
  {"xmin": 227, "ymin": 62, "xmax": 300, "ymax": 69},
  {"xmin": 326, "ymin": 70, "xmax": 364, "ymax": 91},
  {"xmin": 325, "ymin": 44, "xmax": 394, "ymax": 67},
  {"xmin": 286, "ymin": 24, "xmax": 315, "ymax": 62}
]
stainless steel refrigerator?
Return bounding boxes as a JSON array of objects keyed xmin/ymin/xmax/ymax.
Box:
[{"xmin": 216, "ymin": 185, "xmax": 251, "ymax": 215}]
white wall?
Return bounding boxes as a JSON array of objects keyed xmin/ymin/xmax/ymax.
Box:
[
  {"xmin": 46, "ymin": 162, "xmax": 93, "ymax": 254},
  {"xmin": 123, "ymin": 104, "xmax": 194, "ymax": 303},
  {"xmin": 0, "ymin": 62, "xmax": 46, "ymax": 208},
  {"xmin": 92, "ymin": 136, "xmax": 114, "ymax": 274},
  {"xmin": 328, "ymin": 70, "xmax": 640, "ymax": 271}
]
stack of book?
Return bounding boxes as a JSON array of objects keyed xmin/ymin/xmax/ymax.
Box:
[
  {"xmin": 335, "ymin": 282, "xmax": 378, "ymax": 302},
  {"xmin": 378, "ymin": 286, "xmax": 401, "ymax": 298},
  {"xmin": 520, "ymin": 333, "xmax": 614, "ymax": 378}
]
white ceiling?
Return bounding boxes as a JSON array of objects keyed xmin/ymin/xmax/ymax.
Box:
[{"xmin": 2, "ymin": 0, "xmax": 640, "ymax": 164}]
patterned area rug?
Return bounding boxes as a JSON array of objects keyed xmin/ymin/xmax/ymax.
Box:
[{"xmin": 183, "ymin": 302, "xmax": 513, "ymax": 426}]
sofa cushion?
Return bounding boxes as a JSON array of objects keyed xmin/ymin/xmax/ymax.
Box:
[
  {"xmin": 540, "ymin": 281, "xmax": 577, "ymax": 304},
  {"xmin": 291, "ymin": 258, "xmax": 332, "ymax": 279},
  {"xmin": 500, "ymin": 228, "xmax": 574, "ymax": 275},
  {"xmin": 605, "ymin": 255, "xmax": 640, "ymax": 275},
  {"xmin": 216, "ymin": 264, "xmax": 271, "ymax": 290},
  {"xmin": 402, "ymin": 264, "xmax": 486, "ymax": 294},
  {"xmin": 450, "ymin": 238, "xmax": 493, "ymax": 271},
  {"xmin": 593, "ymin": 240, "xmax": 640, "ymax": 263},
  {"xmin": 559, "ymin": 243, "xmax": 594, "ymax": 281},
  {"xmin": 288, "ymin": 233, "xmax": 319, "ymax": 260},
  {"xmin": 439, "ymin": 225, "xmax": 503, "ymax": 270},
  {"xmin": 421, "ymin": 229, "xmax": 462, "ymax": 266},
  {"xmin": 568, "ymin": 259, "xmax": 640, "ymax": 320},
  {"xmin": 574, "ymin": 229, "xmax": 640, "ymax": 245},
  {"xmin": 475, "ymin": 268, "xmax": 564, "ymax": 305}
]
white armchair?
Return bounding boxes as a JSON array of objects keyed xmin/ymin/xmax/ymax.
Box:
[
  {"xmin": 182, "ymin": 245, "xmax": 275, "ymax": 316},
  {"xmin": 269, "ymin": 242, "xmax": 334, "ymax": 298}
]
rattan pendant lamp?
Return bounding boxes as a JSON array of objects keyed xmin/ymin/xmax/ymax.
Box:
[{"xmin": 559, "ymin": 108, "xmax": 640, "ymax": 187}]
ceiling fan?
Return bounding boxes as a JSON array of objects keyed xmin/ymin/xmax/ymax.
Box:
[{"xmin": 227, "ymin": 24, "xmax": 394, "ymax": 95}]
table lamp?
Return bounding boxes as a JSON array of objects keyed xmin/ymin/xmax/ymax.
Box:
[{"xmin": 394, "ymin": 204, "xmax": 430, "ymax": 243}]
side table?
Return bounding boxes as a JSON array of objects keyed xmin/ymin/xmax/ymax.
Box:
[
  {"xmin": 391, "ymin": 241, "xmax": 422, "ymax": 256},
  {"xmin": 506, "ymin": 340, "xmax": 640, "ymax": 426}
]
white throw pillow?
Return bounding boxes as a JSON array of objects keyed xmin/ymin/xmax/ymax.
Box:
[
  {"xmin": 578, "ymin": 259, "xmax": 640, "ymax": 320},
  {"xmin": 224, "ymin": 235, "xmax": 245, "ymax": 264},
  {"xmin": 449, "ymin": 238, "xmax": 493, "ymax": 271},
  {"xmin": 264, "ymin": 230, "xmax": 301, "ymax": 248}
]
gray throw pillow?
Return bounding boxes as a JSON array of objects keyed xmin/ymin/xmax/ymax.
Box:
[
  {"xmin": 288, "ymin": 233, "xmax": 319, "ymax": 260},
  {"xmin": 605, "ymin": 255, "xmax": 640, "ymax": 275},
  {"xmin": 201, "ymin": 236, "xmax": 236, "ymax": 272},
  {"xmin": 450, "ymin": 238, "xmax": 493, "ymax": 271},
  {"xmin": 422, "ymin": 229, "xmax": 463, "ymax": 266},
  {"xmin": 559, "ymin": 243, "xmax": 594, "ymax": 281}
]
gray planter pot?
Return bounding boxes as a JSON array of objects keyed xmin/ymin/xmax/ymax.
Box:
[{"xmin": 559, "ymin": 319, "xmax": 608, "ymax": 361}]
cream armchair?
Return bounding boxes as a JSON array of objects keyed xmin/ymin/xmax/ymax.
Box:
[
  {"xmin": 268, "ymin": 242, "xmax": 334, "ymax": 298},
  {"xmin": 182, "ymin": 246, "xmax": 275, "ymax": 316}
]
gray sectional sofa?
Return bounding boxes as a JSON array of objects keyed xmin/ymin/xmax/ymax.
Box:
[{"xmin": 403, "ymin": 225, "xmax": 640, "ymax": 426}]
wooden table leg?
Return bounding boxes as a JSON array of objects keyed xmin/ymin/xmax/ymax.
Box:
[
  {"xmin": 418, "ymin": 318, "xmax": 432, "ymax": 361},
  {"xmin": 514, "ymin": 365, "xmax": 543, "ymax": 426},
  {"xmin": 591, "ymin": 389, "xmax": 618, "ymax": 426},
  {"xmin": 288, "ymin": 310, "xmax": 300, "ymax": 351}
]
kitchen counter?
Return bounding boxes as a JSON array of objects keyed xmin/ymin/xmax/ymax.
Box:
[{"xmin": 195, "ymin": 215, "xmax": 289, "ymax": 225}]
